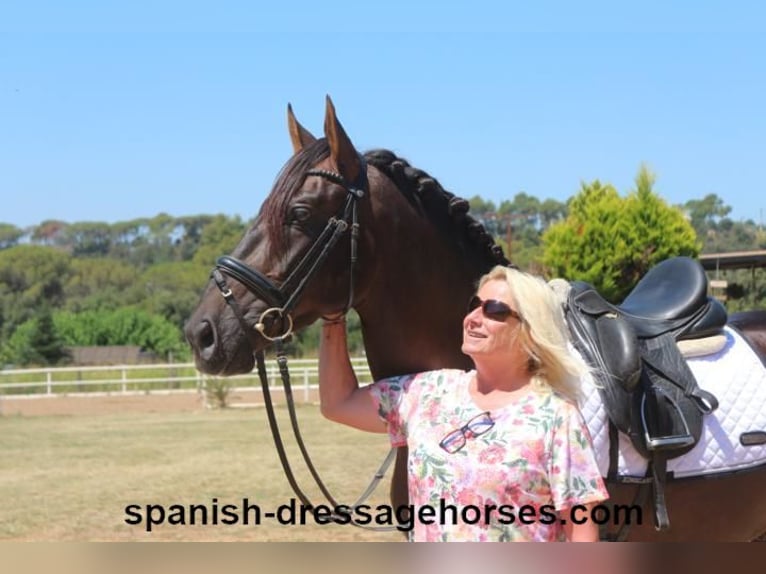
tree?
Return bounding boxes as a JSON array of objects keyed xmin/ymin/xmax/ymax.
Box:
[
  {"xmin": 53, "ymin": 308, "xmax": 188, "ymax": 360},
  {"xmin": 619, "ymin": 165, "xmax": 701, "ymax": 287},
  {"xmin": 136, "ymin": 213, "xmax": 176, "ymax": 265},
  {"xmin": 64, "ymin": 258, "xmax": 140, "ymax": 311},
  {"xmin": 0, "ymin": 245, "xmax": 72, "ymax": 342},
  {"xmin": 31, "ymin": 219, "xmax": 69, "ymax": 247},
  {"xmin": 191, "ymin": 215, "xmax": 247, "ymax": 267},
  {"xmin": 468, "ymin": 193, "xmax": 568, "ymax": 272},
  {"xmin": 498, "ymin": 192, "xmax": 540, "ymax": 221},
  {"xmin": 174, "ymin": 215, "xmax": 216, "ymax": 261},
  {"xmin": 683, "ymin": 193, "xmax": 732, "ymax": 233},
  {"xmin": 28, "ymin": 307, "xmax": 70, "ymax": 365},
  {"xmin": 1, "ymin": 307, "xmax": 70, "ymax": 366},
  {"xmin": 137, "ymin": 261, "xmax": 209, "ymax": 328},
  {"xmin": 0, "ymin": 223, "xmax": 24, "ymax": 249},
  {"xmin": 538, "ymin": 198, "xmax": 568, "ymax": 228},
  {"xmin": 542, "ymin": 166, "xmax": 699, "ymax": 302},
  {"xmin": 467, "ymin": 196, "xmax": 497, "ymax": 217},
  {"xmin": 109, "ymin": 218, "xmax": 149, "ymax": 261},
  {"xmin": 542, "ymin": 180, "xmax": 624, "ymax": 298},
  {"xmin": 64, "ymin": 221, "xmax": 113, "ymax": 257}
]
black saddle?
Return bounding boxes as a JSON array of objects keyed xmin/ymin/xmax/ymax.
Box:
[
  {"xmin": 563, "ymin": 256, "xmax": 723, "ymax": 531},
  {"xmin": 572, "ymin": 256, "xmax": 728, "ymax": 340}
]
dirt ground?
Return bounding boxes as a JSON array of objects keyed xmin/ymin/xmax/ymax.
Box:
[{"xmin": 0, "ymin": 388, "xmax": 320, "ymax": 417}]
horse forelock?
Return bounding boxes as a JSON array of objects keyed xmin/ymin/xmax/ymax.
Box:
[{"xmin": 260, "ymin": 138, "xmax": 331, "ymax": 252}]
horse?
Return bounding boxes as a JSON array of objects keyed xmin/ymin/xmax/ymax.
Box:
[{"xmin": 185, "ymin": 97, "xmax": 766, "ymax": 541}]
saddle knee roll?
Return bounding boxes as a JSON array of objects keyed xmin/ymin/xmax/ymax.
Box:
[{"xmin": 595, "ymin": 313, "xmax": 641, "ymax": 393}]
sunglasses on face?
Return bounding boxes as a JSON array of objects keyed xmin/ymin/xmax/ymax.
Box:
[{"xmin": 467, "ymin": 295, "xmax": 522, "ymax": 323}]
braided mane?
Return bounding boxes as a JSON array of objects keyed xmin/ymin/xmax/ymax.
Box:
[
  {"xmin": 260, "ymin": 139, "xmax": 510, "ymax": 271},
  {"xmin": 364, "ymin": 149, "xmax": 510, "ymax": 272}
]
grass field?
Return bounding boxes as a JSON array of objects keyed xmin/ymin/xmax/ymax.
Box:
[{"xmin": 0, "ymin": 404, "xmax": 403, "ymax": 542}]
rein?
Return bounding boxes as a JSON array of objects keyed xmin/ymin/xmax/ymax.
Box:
[{"xmin": 210, "ymin": 163, "xmax": 397, "ymax": 530}]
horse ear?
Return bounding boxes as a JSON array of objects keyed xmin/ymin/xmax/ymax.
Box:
[
  {"xmin": 287, "ymin": 103, "xmax": 317, "ymax": 153},
  {"xmin": 323, "ymin": 95, "xmax": 362, "ymax": 183}
]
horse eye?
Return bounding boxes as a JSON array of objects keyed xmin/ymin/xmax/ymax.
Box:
[{"xmin": 289, "ymin": 206, "xmax": 312, "ymax": 224}]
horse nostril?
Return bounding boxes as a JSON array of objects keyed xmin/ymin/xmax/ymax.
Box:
[{"xmin": 195, "ymin": 320, "xmax": 216, "ymax": 355}]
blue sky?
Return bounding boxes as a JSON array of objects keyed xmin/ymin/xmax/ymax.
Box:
[{"xmin": 2, "ymin": 1, "xmax": 764, "ymax": 229}]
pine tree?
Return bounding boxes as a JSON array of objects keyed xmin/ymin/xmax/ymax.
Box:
[
  {"xmin": 542, "ymin": 166, "xmax": 700, "ymax": 302},
  {"xmin": 28, "ymin": 307, "xmax": 70, "ymax": 365}
]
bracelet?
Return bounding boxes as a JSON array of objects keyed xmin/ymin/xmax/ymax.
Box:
[{"xmin": 322, "ymin": 316, "xmax": 346, "ymax": 326}]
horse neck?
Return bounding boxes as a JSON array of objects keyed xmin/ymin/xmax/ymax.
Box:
[
  {"xmin": 354, "ymin": 181, "xmax": 479, "ymax": 379},
  {"xmin": 356, "ymin": 268, "xmax": 476, "ymax": 379}
]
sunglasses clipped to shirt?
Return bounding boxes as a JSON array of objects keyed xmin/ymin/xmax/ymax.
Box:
[
  {"xmin": 439, "ymin": 411, "xmax": 496, "ymax": 454},
  {"xmin": 467, "ymin": 295, "xmax": 523, "ymax": 323}
]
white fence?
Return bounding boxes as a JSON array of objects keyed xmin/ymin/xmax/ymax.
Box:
[{"xmin": 0, "ymin": 357, "xmax": 373, "ymax": 404}]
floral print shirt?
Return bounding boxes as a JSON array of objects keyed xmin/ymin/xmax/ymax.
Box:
[{"xmin": 369, "ymin": 369, "xmax": 608, "ymax": 542}]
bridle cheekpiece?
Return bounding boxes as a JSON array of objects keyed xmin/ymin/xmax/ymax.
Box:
[{"xmin": 211, "ymin": 156, "xmax": 367, "ymax": 342}]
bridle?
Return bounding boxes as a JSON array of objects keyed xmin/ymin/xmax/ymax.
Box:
[
  {"xmin": 210, "ymin": 158, "xmax": 397, "ymax": 530},
  {"xmin": 212, "ymin": 162, "xmax": 366, "ymax": 335}
]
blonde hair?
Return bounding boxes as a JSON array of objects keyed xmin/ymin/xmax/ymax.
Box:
[{"xmin": 478, "ymin": 266, "xmax": 585, "ymax": 399}]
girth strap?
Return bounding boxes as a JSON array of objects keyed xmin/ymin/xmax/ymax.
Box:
[{"xmin": 649, "ymin": 454, "xmax": 670, "ymax": 530}]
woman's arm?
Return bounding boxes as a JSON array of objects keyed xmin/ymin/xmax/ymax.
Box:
[
  {"xmin": 549, "ymin": 402, "xmax": 609, "ymax": 542},
  {"xmin": 562, "ymin": 502, "xmax": 601, "ymax": 541},
  {"xmin": 318, "ymin": 319, "xmax": 386, "ymax": 433}
]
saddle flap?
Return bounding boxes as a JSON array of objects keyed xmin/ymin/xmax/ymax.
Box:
[
  {"xmin": 628, "ymin": 332, "xmax": 712, "ymax": 460},
  {"xmin": 567, "ymin": 282, "xmax": 641, "ymax": 392},
  {"xmin": 565, "ymin": 282, "xmax": 642, "ymax": 436}
]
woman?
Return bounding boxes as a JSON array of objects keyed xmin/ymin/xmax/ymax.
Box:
[{"xmin": 319, "ymin": 265, "xmax": 608, "ymax": 541}]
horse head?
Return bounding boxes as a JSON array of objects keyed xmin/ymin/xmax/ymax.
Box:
[{"xmin": 186, "ymin": 97, "xmax": 381, "ymax": 375}]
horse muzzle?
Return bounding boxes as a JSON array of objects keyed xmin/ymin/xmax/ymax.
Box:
[{"xmin": 184, "ymin": 311, "xmax": 256, "ymax": 376}]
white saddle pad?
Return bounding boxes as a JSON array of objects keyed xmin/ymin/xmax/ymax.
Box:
[{"xmin": 579, "ymin": 327, "xmax": 766, "ymax": 479}]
